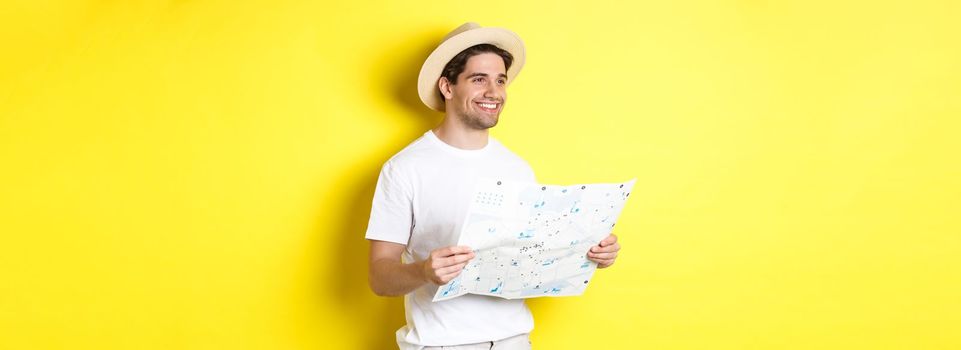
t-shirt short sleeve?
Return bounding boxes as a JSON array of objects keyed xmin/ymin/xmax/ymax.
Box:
[{"xmin": 364, "ymin": 160, "xmax": 414, "ymax": 245}]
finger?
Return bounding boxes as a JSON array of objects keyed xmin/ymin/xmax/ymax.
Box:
[
  {"xmin": 596, "ymin": 259, "xmax": 615, "ymax": 268},
  {"xmin": 590, "ymin": 257, "xmax": 615, "ymax": 266},
  {"xmin": 435, "ymin": 245, "xmax": 474, "ymax": 257},
  {"xmin": 588, "ymin": 258, "xmax": 614, "ymax": 264},
  {"xmin": 591, "ymin": 243, "xmax": 620, "ymax": 254},
  {"xmin": 435, "ymin": 262, "xmax": 469, "ymax": 276},
  {"xmin": 588, "ymin": 251, "xmax": 618, "ymax": 260},
  {"xmin": 438, "ymin": 252, "xmax": 475, "ymax": 267},
  {"xmin": 438, "ymin": 271, "xmax": 464, "ymax": 283},
  {"xmin": 598, "ymin": 234, "xmax": 618, "ymax": 247}
]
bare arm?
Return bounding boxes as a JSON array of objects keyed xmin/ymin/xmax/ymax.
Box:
[{"xmin": 368, "ymin": 240, "xmax": 475, "ymax": 297}]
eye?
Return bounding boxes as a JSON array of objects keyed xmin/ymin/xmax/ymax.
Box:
[{"xmin": 498, "ymin": 79, "xmax": 507, "ymax": 85}]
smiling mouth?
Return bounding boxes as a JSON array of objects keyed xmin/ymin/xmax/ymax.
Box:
[{"xmin": 475, "ymin": 101, "xmax": 501, "ymax": 113}]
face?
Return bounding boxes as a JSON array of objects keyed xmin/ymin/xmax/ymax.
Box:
[{"xmin": 440, "ymin": 52, "xmax": 508, "ymax": 130}]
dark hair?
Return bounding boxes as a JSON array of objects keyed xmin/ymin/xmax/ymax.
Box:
[{"xmin": 438, "ymin": 44, "xmax": 514, "ymax": 100}]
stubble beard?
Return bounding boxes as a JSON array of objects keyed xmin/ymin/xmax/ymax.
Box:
[{"xmin": 460, "ymin": 109, "xmax": 499, "ymax": 130}]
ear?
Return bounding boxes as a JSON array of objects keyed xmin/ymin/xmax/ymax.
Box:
[{"xmin": 438, "ymin": 76, "xmax": 453, "ymax": 100}]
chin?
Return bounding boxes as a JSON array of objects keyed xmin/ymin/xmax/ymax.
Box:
[
  {"xmin": 461, "ymin": 113, "xmax": 499, "ymax": 130},
  {"xmin": 478, "ymin": 117, "xmax": 499, "ymax": 130}
]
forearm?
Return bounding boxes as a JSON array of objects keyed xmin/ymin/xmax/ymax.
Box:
[{"xmin": 369, "ymin": 258, "xmax": 429, "ymax": 297}]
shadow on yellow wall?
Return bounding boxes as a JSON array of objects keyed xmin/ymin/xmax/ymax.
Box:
[{"xmin": 319, "ymin": 32, "xmax": 442, "ymax": 349}]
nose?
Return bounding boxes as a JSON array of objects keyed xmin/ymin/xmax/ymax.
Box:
[{"xmin": 483, "ymin": 80, "xmax": 503, "ymax": 99}]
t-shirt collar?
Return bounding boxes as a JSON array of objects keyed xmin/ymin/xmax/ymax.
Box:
[{"xmin": 424, "ymin": 130, "xmax": 494, "ymax": 157}]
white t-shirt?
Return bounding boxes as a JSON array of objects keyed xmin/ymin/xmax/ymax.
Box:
[{"xmin": 365, "ymin": 130, "xmax": 536, "ymax": 348}]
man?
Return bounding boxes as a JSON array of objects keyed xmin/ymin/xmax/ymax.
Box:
[{"xmin": 365, "ymin": 22, "xmax": 621, "ymax": 350}]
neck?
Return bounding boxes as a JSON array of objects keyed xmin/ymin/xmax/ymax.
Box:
[{"xmin": 432, "ymin": 115, "xmax": 490, "ymax": 150}]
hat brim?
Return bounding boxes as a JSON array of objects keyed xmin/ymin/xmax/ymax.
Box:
[{"xmin": 417, "ymin": 27, "xmax": 526, "ymax": 112}]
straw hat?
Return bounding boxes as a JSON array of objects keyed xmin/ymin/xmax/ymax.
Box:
[{"xmin": 417, "ymin": 22, "xmax": 526, "ymax": 112}]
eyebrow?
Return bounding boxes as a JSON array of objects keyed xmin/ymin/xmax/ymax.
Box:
[{"xmin": 465, "ymin": 72, "xmax": 508, "ymax": 80}]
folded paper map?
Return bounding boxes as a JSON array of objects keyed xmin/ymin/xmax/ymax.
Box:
[{"xmin": 433, "ymin": 178, "xmax": 636, "ymax": 301}]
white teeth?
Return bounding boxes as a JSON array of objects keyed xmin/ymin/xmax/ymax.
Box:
[{"xmin": 478, "ymin": 103, "xmax": 497, "ymax": 109}]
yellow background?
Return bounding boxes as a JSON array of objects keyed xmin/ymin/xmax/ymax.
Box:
[{"xmin": 2, "ymin": 1, "xmax": 959, "ymax": 349}]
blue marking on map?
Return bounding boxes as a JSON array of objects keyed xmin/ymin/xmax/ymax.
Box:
[
  {"xmin": 491, "ymin": 281, "xmax": 503, "ymax": 293},
  {"xmin": 543, "ymin": 287, "xmax": 563, "ymax": 294},
  {"xmin": 441, "ymin": 278, "xmax": 460, "ymax": 296},
  {"xmin": 518, "ymin": 229, "xmax": 534, "ymax": 239}
]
